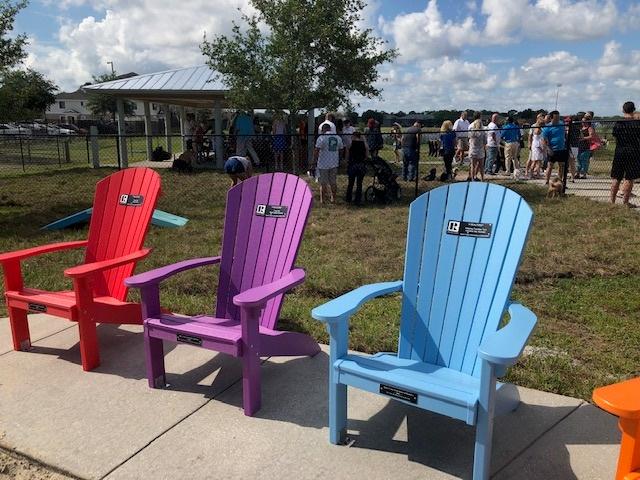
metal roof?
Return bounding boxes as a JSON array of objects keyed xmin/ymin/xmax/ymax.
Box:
[{"xmin": 82, "ymin": 65, "xmax": 229, "ymax": 108}]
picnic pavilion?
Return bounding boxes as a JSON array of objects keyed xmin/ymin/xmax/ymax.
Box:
[{"xmin": 83, "ymin": 65, "xmax": 317, "ymax": 169}]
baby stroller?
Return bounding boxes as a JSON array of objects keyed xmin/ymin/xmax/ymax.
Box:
[{"xmin": 364, "ymin": 155, "xmax": 401, "ymax": 204}]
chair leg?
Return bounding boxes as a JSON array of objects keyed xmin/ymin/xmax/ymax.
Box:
[
  {"xmin": 78, "ymin": 317, "xmax": 100, "ymax": 371},
  {"xmin": 241, "ymin": 306, "xmax": 262, "ymax": 416},
  {"xmin": 329, "ymin": 379, "xmax": 347, "ymax": 444},
  {"xmin": 145, "ymin": 331, "xmax": 166, "ymax": 388},
  {"xmin": 9, "ymin": 306, "xmax": 31, "ymax": 351},
  {"xmin": 473, "ymin": 361, "xmax": 497, "ymax": 480},
  {"xmin": 616, "ymin": 417, "xmax": 640, "ymax": 480},
  {"xmin": 242, "ymin": 349, "xmax": 261, "ymax": 416}
]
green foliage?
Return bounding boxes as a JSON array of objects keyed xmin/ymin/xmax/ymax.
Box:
[
  {"xmin": 0, "ymin": 68, "xmax": 57, "ymax": 121},
  {"xmin": 86, "ymin": 72, "xmax": 136, "ymax": 120},
  {"xmin": 201, "ymin": 0, "xmax": 397, "ymax": 117},
  {"xmin": 0, "ymin": 0, "xmax": 28, "ymax": 71}
]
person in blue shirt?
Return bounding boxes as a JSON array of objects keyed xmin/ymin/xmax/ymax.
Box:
[
  {"xmin": 232, "ymin": 110, "xmax": 260, "ymax": 166},
  {"xmin": 542, "ymin": 110, "xmax": 567, "ymax": 185},
  {"xmin": 439, "ymin": 120, "xmax": 457, "ymax": 180},
  {"xmin": 501, "ymin": 116, "xmax": 522, "ymax": 177}
]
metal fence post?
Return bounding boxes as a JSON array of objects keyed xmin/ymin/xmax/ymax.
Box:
[
  {"xmin": 18, "ymin": 136, "xmax": 25, "ymax": 172},
  {"xmin": 90, "ymin": 126, "xmax": 100, "ymax": 168},
  {"xmin": 563, "ymin": 120, "xmax": 574, "ymax": 195},
  {"xmin": 64, "ymin": 139, "xmax": 71, "ymax": 163},
  {"xmin": 56, "ymin": 135, "xmax": 61, "ymax": 166}
]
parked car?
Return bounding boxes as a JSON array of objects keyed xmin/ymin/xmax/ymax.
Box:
[
  {"xmin": 58, "ymin": 123, "xmax": 85, "ymax": 135},
  {"xmin": 0, "ymin": 124, "xmax": 29, "ymax": 135}
]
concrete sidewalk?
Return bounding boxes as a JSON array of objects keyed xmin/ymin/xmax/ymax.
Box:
[{"xmin": 0, "ymin": 315, "xmax": 621, "ymax": 479}]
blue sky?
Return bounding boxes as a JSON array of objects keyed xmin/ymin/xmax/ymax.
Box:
[{"xmin": 17, "ymin": 0, "xmax": 640, "ymax": 115}]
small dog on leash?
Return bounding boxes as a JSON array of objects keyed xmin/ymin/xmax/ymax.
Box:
[{"xmin": 547, "ymin": 177, "xmax": 564, "ymax": 198}]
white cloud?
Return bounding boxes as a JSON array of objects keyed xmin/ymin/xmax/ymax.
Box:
[
  {"xmin": 504, "ymin": 50, "xmax": 589, "ymax": 88},
  {"xmin": 482, "ymin": 0, "xmax": 619, "ymax": 43},
  {"xmin": 26, "ymin": 0, "xmax": 255, "ymax": 91},
  {"xmin": 381, "ymin": 0, "xmax": 479, "ymax": 62}
]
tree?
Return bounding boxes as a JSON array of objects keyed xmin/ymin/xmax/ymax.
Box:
[
  {"xmin": 0, "ymin": 68, "xmax": 56, "ymax": 121},
  {"xmin": 361, "ymin": 109, "xmax": 383, "ymax": 125},
  {"xmin": 86, "ymin": 72, "xmax": 136, "ymax": 121},
  {"xmin": 201, "ymin": 0, "xmax": 396, "ymax": 128},
  {"xmin": 0, "ymin": 0, "xmax": 28, "ymax": 71}
]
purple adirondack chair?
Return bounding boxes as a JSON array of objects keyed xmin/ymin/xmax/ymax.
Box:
[{"xmin": 125, "ymin": 173, "xmax": 320, "ymax": 415}]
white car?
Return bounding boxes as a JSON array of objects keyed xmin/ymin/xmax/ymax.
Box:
[
  {"xmin": 47, "ymin": 125, "xmax": 75, "ymax": 135},
  {"xmin": 0, "ymin": 124, "xmax": 28, "ymax": 135}
]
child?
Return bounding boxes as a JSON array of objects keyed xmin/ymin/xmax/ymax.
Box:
[
  {"xmin": 313, "ymin": 123, "xmax": 344, "ymax": 204},
  {"xmin": 224, "ymin": 155, "xmax": 253, "ymax": 187}
]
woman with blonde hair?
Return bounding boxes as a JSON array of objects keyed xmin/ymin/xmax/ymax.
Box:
[
  {"xmin": 440, "ymin": 120, "xmax": 456, "ymax": 180},
  {"xmin": 468, "ymin": 113, "xmax": 486, "ymax": 181},
  {"xmin": 529, "ymin": 119, "xmax": 545, "ymax": 178}
]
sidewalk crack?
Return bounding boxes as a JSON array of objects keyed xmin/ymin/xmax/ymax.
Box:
[{"xmin": 98, "ymin": 356, "xmax": 271, "ymax": 480}]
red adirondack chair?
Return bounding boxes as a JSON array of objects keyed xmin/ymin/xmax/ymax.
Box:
[
  {"xmin": 0, "ymin": 168, "xmax": 161, "ymax": 371},
  {"xmin": 125, "ymin": 173, "xmax": 320, "ymax": 416}
]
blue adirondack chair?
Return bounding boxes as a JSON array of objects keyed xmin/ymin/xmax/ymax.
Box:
[{"xmin": 312, "ymin": 182, "xmax": 537, "ymax": 480}]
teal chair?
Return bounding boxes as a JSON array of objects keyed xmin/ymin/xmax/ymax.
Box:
[{"xmin": 312, "ymin": 182, "xmax": 537, "ymax": 480}]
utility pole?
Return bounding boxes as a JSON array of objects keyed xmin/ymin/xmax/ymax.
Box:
[
  {"xmin": 107, "ymin": 61, "xmax": 115, "ymax": 75},
  {"xmin": 554, "ymin": 83, "xmax": 562, "ymax": 110}
]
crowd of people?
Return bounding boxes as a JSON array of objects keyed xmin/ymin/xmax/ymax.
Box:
[{"xmin": 174, "ymin": 103, "xmax": 640, "ymax": 209}]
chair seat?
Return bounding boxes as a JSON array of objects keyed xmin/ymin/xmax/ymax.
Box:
[
  {"xmin": 335, "ymin": 353, "xmax": 481, "ymax": 424},
  {"xmin": 5, "ymin": 288, "xmax": 139, "ymax": 323},
  {"xmin": 145, "ymin": 314, "xmax": 276, "ymax": 357}
]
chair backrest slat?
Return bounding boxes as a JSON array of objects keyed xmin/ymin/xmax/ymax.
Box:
[
  {"xmin": 84, "ymin": 168, "xmax": 161, "ymax": 300},
  {"xmin": 398, "ymin": 183, "xmax": 533, "ymax": 377},
  {"xmin": 215, "ymin": 174, "xmax": 312, "ymax": 329}
]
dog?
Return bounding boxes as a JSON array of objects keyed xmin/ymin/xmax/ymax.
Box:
[
  {"xmin": 423, "ymin": 168, "xmax": 437, "ymax": 181},
  {"xmin": 547, "ymin": 177, "xmax": 564, "ymax": 198}
]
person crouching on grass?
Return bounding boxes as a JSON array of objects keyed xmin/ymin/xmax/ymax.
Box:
[
  {"xmin": 313, "ymin": 123, "xmax": 344, "ymax": 204},
  {"xmin": 224, "ymin": 155, "xmax": 253, "ymax": 187}
]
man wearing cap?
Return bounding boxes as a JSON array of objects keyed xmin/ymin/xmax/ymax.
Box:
[{"xmin": 542, "ymin": 110, "xmax": 568, "ymax": 185}]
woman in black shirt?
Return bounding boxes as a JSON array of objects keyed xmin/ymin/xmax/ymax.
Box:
[
  {"xmin": 611, "ymin": 101, "xmax": 640, "ymax": 207},
  {"xmin": 346, "ymin": 131, "xmax": 369, "ymax": 205}
]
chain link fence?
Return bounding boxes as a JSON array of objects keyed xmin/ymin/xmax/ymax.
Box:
[{"xmin": 1, "ymin": 118, "xmax": 638, "ymax": 207}]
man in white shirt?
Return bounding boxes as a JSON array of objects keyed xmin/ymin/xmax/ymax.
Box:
[
  {"xmin": 318, "ymin": 112, "xmax": 337, "ymax": 134},
  {"xmin": 453, "ymin": 111, "xmax": 470, "ymax": 164},
  {"xmin": 485, "ymin": 113, "xmax": 501, "ymax": 175},
  {"xmin": 314, "ymin": 123, "xmax": 343, "ymax": 204}
]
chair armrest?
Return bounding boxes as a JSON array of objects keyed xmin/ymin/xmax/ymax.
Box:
[
  {"xmin": 0, "ymin": 240, "xmax": 88, "ymax": 264},
  {"xmin": 64, "ymin": 248, "xmax": 151, "ymax": 278},
  {"xmin": 124, "ymin": 256, "xmax": 221, "ymax": 288},
  {"xmin": 478, "ymin": 302, "xmax": 537, "ymax": 366},
  {"xmin": 311, "ymin": 281, "xmax": 403, "ymax": 323},
  {"xmin": 233, "ymin": 268, "xmax": 305, "ymax": 308},
  {"xmin": 593, "ymin": 377, "xmax": 640, "ymax": 420}
]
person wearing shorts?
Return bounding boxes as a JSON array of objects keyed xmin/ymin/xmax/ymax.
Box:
[
  {"xmin": 542, "ymin": 111, "xmax": 568, "ymax": 185},
  {"xmin": 224, "ymin": 155, "xmax": 253, "ymax": 187},
  {"xmin": 314, "ymin": 123, "xmax": 344, "ymax": 204},
  {"xmin": 453, "ymin": 111, "xmax": 470, "ymax": 164},
  {"xmin": 610, "ymin": 101, "xmax": 640, "ymax": 207}
]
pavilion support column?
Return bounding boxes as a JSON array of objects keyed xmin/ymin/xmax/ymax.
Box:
[
  {"xmin": 179, "ymin": 106, "xmax": 186, "ymax": 152},
  {"xmin": 116, "ymin": 98, "xmax": 128, "ymax": 168},
  {"xmin": 214, "ymin": 100, "xmax": 223, "ymax": 169},
  {"xmin": 143, "ymin": 101, "xmax": 153, "ymax": 161},
  {"xmin": 307, "ymin": 108, "xmax": 315, "ymax": 171},
  {"xmin": 163, "ymin": 105, "xmax": 172, "ymax": 155}
]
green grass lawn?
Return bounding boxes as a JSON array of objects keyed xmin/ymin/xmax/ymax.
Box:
[{"xmin": 1, "ymin": 167, "xmax": 639, "ymax": 401}]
